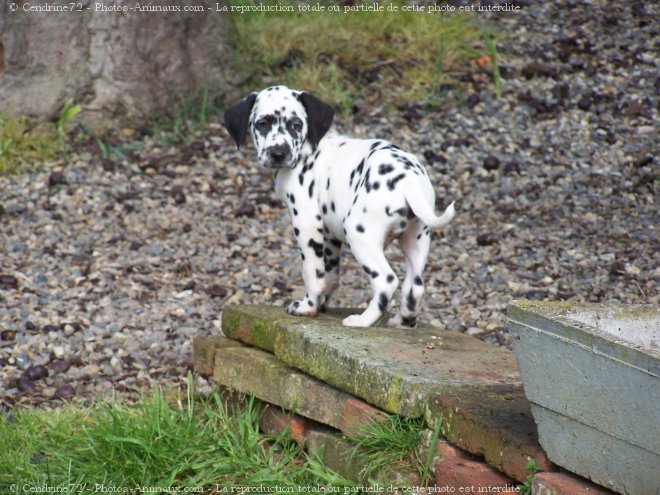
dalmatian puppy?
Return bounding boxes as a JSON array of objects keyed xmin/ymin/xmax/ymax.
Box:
[{"xmin": 224, "ymin": 86, "xmax": 455, "ymax": 328}]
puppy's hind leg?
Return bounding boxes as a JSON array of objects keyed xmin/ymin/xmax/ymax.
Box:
[
  {"xmin": 388, "ymin": 221, "xmax": 430, "ymax": 328},
  {"xmin": 342, "ymin": 230, "xmax": 399, "ymax": 327}
]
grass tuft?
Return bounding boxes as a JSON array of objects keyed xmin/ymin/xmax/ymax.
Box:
[
  {"xmin": 0, "ymin": 116, "xmax": 67, "ymax": 174},
  {"xmin": 345, "ymin": 414, "xmax": 426, "ymax": 481},
  {"xmin": 0, "ymin": 383, "xmax": 356, "ymax": 492},
  {"xmin": 229, "ymin": 0, "xmax": 486, "ymax": 114}
]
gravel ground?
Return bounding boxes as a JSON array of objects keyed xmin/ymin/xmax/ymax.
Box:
[{"xmin": 1, "ymin": 1, "xmax": 658, "ymax": 406}]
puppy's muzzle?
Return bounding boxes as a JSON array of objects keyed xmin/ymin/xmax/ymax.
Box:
[{"xmin": 265, "ymin": 144, "xmax": 293, "ymax": 168}]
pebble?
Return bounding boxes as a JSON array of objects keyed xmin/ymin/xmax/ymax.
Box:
[
  {"xmin": 53, "ymin": 384, "xmax": 76, "ymax": 399},
  {"xmin": 0, "ymin": 274, "xmax": 19, "ymax": 290},
  {"xmin": 482, "ymin": 156, "xmax": 500, "ymax": 171},
  {"xmin": 25, "ymin": 365, "xmax": 49, "ymax": 381}
]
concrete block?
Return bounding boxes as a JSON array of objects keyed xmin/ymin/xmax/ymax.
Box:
[{"xmin": 508, "ymin": 301, "xmax": 660, "ymax": 495}]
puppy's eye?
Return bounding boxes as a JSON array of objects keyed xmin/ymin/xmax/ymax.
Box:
[
  {"xmin": 288, "ymin": 119, "xmax": 303, "ymax": 133},
  {"xmin": 255, "ymin": 119, "xmax": 271, "ymax": 131}
]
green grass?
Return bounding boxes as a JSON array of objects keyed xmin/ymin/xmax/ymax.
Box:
[
  {"xmin": 517, "ymin": 458, "xmax": 543, "ymax": 495},
  {"xmin": 0, "ymin": 116, "xmax": 67, "ymax": 174},
  {"xmin": 0, "ymin": 382, "xmax": 356, "ymax": 493},
  {"xmin": 0, "ymin": 99, "xmax": 81, "ymax": 175},
  {"xmin": 345, "ymin": 414, "xmax": 426, "ymax": 482},
  {"xmin": 229, "ymin": 0, "xmax": 488, "ymax": 114}
]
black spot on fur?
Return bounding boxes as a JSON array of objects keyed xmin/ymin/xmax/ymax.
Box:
[
  {"xmin": 316, "ymin": 269, "xmax": 325, "ymax": 278},
  {"xmin": 293, "ymin": 208, "xmax": 298, "ymax": 216},
  {"xmin": 414, "ymin": 275, "xmax": 423, "ymax": 286},
  {"xmin": 322, "ymin": 204, "xmax": 328, "ymax": 214},
  {"xmin": 331, "ymin": 202, "xmax": 335, "ymax": 212},
  {"xmin": 298, "ymin": 173, "xmax": 304, "ymax": 186},
  {"xmin": 289, "ymin": 193, "xmax": 295, "ymax": 204},
  {"xmin": 294, "ymin": 227, "xmax": 300, "ymax": 236},
  {"xmin": 356, "ymin": 224, "xmax": 365, "ymax": 233},
  {"xmin": 379, "ymin": 164, "xmax": 395, "ymax": 175},
  {"xmin": 387, "ymin": 173, "xmax": 406, "ymax": 191},
  {"xmin": 308, "ymin": 179, "xmax": 315, "ymax": 198},
  {"xmin": 378, "ymin": 292, "xmax": 388, "ymax": 312},
  {"xmin": 308, "ymin": 239, "xmax": 324, "ymax": 258},
  {"xmin": 406, "ymin": 291, "xmax": 416, "ymax": 312},
  {"xmin": 326, "ymin": 178, "xmax": 331, "ymax": 190},
  {"xmin": 330, "ymin": 239, "xmax": 342, "ymax": 248},
  {"xmin": 387, "ymin": 274, "xmax": 396, "ymax": 284},
  {"xmin": 362, "ymin": 266, "xmax": 379, "ymax": 279}
]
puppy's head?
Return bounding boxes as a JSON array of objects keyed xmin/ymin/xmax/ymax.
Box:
[{"xmin": 224, "ymin": 86, "xmax": 334, "ymax": 169}]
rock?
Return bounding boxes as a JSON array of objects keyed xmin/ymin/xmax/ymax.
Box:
[
  {"xmin": 0, "ymin": 330, "xmax": 16, "ymax": 341},
  {"xmin": 524, "ymin": 290, "xmax": 550, "ymax": 300},
  {"xmin": 483, "ymin": 156, "xmax": 501, "ymax": 171},
  {"xmin": 25, "ymin": 365, "xmax": 49, "ymax": 381},
  {"xmin": 0, "ymin": 274, "xmax": 18, "ymax": 290},
  {"xmin": 477, "ymin": 233, "xmax": 498, "ymax": 246},
  {"xmin": 18, "ymin": 376, "xmax": 37, "ymax": 393},
  {"xmin": 25, "ymin": 321, "xmax": 39, "ymax": 333},
  {"xmin": 48, "ymin": 172, "xmax": 66, "ymax": 187},
  {"xmin": 42, "ymin": 324, "xmax": 60, "ymax": 334},
  {"xmin": 236, "ymin": 202, "xmax": 256, "ymax": 217},
  {"xmin": 577, "ymin": 93, "xmax": 593, "ymax": 111},
  {"xmin": 53, "ymin": 384, "xmax": 76, "ymax": 399},
  {"xmin": 609, "ymin": 261, "xmax": 627, "ymax": 277},
  {"xmin": 50, "ymin": 359, "xmax": 72, "ymax": 374},
  {"xmin": 171, "ymin": 186, "xmax": 186, "ymax": 205},
  {"xmin": 466, "ymin": 93, "xmax": 481, "ymax": 108},
  {"xmin": 521, "ymin": 61, "xmax": 557, "ymax": 79},
  {"xmin": 503, "ymin": 161, "xmax": 522, "ymax": 175},
  {"xmin": 207, "ymin": 285, "xmax": 228, "ymax": 298},
  {"xmin": 0, "ymin": 3, "xmax": 234, "ymax": 129}
]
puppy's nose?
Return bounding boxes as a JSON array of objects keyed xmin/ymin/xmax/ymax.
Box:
[{"xmin": 268, "ymin": 144, "xmax": 290, "ymax": 165}]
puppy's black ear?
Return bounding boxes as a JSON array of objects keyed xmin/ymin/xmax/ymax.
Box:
[
  {"xmin": 224, "ymin": 92, "xmax": 257, "ymax": 149},
  {"xmin": 298, "ymin": 92, "xmax": 334, "ymax": 149}
]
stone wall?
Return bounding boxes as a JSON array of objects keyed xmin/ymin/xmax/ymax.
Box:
[{"xmin": 0, "ymin": 1, "xmax": 235, "ymax": 128}]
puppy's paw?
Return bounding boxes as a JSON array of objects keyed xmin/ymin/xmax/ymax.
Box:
[
  {"xmin": 387, "ymin": 314, "xmax": 403, "ymax": 327},
  {"xmin": 387, "ymin": 314, "xmax": 417, "ymax": 328},
  {"xmin": 342, "ymin": 314, "xmax": 373, "ymax": 327},
  {"xmin": 286, "ymin": 298, "xmax": 318, "ymax": 317}
]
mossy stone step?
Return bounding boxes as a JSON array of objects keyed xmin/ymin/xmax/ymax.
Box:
[
  {"xmin": 197, "ymin": 336, "xmax": 387, "ymax": 435},
  {"xmin": 221, "ymin": 304, "xmax": 520, "ymax": 418},
  {"xmin": 426, "ymin": 385, "xmax": 554, "ymax": 482}
]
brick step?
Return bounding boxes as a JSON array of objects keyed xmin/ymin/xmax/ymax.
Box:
[{"xmin": 192, "ymin": 304, "xmax": 615, "ymax": 494}]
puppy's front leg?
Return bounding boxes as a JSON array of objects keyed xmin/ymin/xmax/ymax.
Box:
[{"xmin": 287, "ymin": 217, "xmax": 327, "ymax": 317}]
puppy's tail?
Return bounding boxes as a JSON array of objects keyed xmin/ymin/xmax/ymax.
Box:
[{"xmin": 404, "ymin": 183, "xmax": 456, "ymax": 229}]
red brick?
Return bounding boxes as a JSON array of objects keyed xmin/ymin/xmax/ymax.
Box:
[
  {"xmin": 339, "ymin": 397, "xmax": 388, "ymax": 435},
  {"xmin": 533, "ymin": 472, "xmax": 614, "ymax": 495},
  {"xmin": 435, "ymin": 439, "xmax": 473, "ymax": 461},
  {"xmin": 436, "ymin": 458, "xmax": 518, "ymax": 493},
  {"xmin": 260, "ymin": 406, "xmax": 309, "ymax": 444}
]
